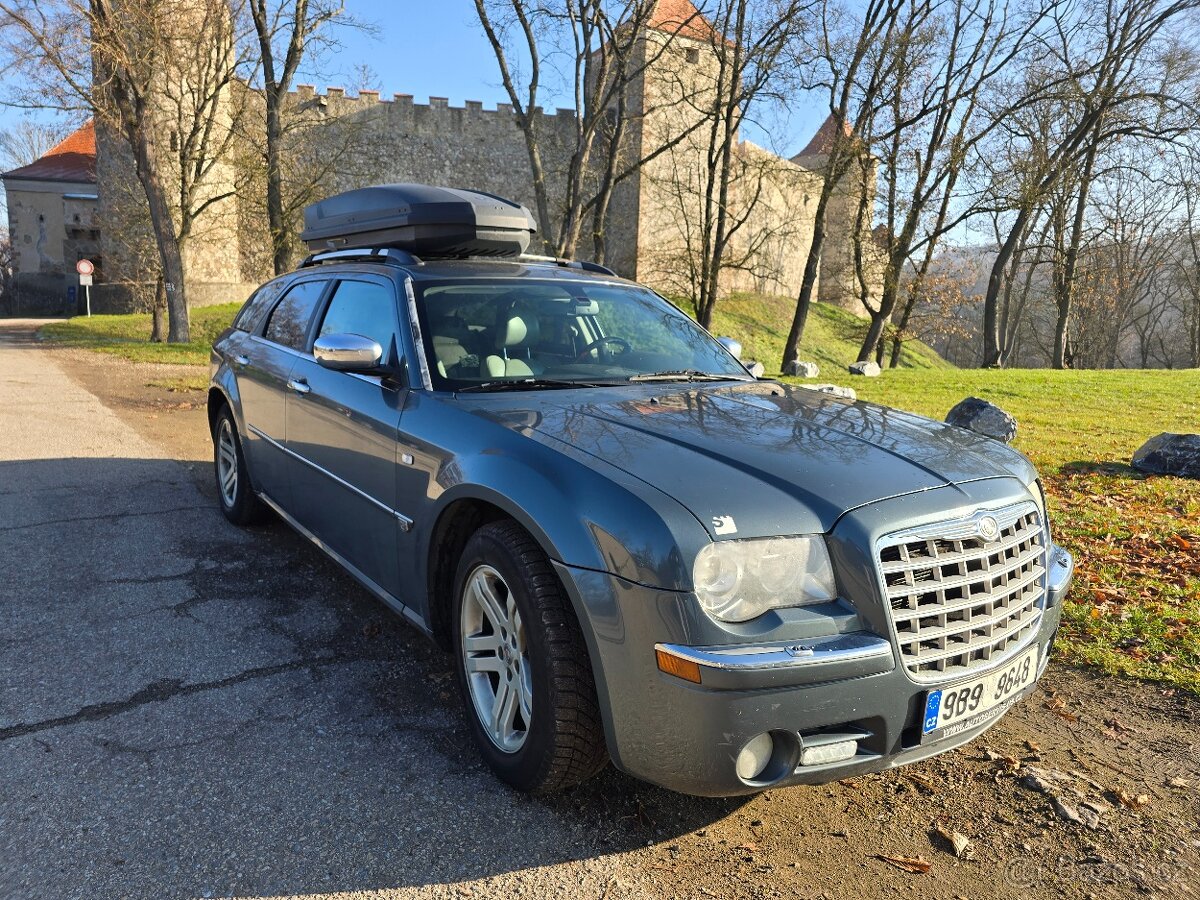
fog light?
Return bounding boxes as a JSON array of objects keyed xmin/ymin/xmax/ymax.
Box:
[
  {"xmin": 736, "ymin": 733, "xmax": 774, "ymax": 781},
  {"xmin": 799, "ymin": 739, "xmax": 857, "ymax": 767}
]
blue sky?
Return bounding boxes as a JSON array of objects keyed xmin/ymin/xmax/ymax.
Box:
[{"xmin": 0, "ymin": 1, "xmax": 822, "ymax": 171}]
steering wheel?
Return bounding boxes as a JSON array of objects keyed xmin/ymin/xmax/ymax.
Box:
[{"xmin": 575, "ymin": 336, "xmax": 632, "ymax": 362}]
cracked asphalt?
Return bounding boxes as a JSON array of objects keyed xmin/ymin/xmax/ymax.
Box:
[{"xmin": 2, "ymin": 321, "xmax": 1198, "ymax": 900}]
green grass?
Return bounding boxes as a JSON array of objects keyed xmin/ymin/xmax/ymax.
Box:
[
  {"xmin": 40, "ymin": 303, "xmax": 240, "ymax": 366},
  {"xmin": 822, "ymin": 368, "xmax": 1200, "ymax": 694},
  {"xmin": 681, "ymin": 292, "xmax": 952, "ymax": 373}
]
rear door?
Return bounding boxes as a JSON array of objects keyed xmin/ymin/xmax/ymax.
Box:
[
  {"xmin": 239, "ymin": 277, "xmax": 329, "ymax": 510},
  {"xmin": 284, "ymin": 275, "xmax": 408, "ymax": 598}
]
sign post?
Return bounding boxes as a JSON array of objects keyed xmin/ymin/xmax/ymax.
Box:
[{"xmin": 75, "ymin": 260, "xmax": 95, "ymax": 317}]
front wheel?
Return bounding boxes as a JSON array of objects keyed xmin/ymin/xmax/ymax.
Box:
[
  {"xmin": 212, "ymin": 406, "xmax": 268, "ymax": 526},
  {"xmin": 452, "ymin": 520, "xmax": 608, "ymax": 793}
]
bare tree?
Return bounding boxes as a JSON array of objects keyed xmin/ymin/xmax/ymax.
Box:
[
  {"xmin": 778, "ymin": 0, "xmax": 904, "ymax": 370},
  {"xmin": 246, "ymin": 0, "xmax": 350, "ymax": 275},
  {"xmin": 0, "ymin": 0, "xmax": 250, "ymax": 342},
  {"xmin": 0, "ymin": 119, "xmax": 68, "ymax": 170},
  {"xmin": 977, "ymin": 0, "xmax": 1200, "ymax": 367}
]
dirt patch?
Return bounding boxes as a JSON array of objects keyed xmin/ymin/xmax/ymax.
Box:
[{"xmin": 40, "ymin": 340, "xmax": 1200, "ymax": 899}]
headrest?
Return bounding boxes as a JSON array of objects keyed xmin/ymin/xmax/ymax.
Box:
[{"xmin": 495, "ymin": 308, "xmax": 539, "ymax": 350}]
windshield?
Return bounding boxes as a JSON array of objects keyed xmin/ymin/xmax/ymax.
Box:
[{"xmin": 414, "ymin": 278, "xmax": 752, "ymax": 391}]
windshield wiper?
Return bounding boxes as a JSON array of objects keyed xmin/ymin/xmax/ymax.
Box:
[
  {"xmin": 456, "ymin": 377, "xmax": 621, "ymax": 393},
  {"xmin": 627, "ymin": 370, "xmax": 750, "ymax": 383}
]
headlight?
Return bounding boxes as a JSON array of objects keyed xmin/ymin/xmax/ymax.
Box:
[{"xmin": 692, "ymin": 536, "xmax": 837, "ymax": 623}]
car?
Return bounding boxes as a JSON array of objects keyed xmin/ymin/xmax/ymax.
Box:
[{"xmin": 208, "ymin": 185, "xmax": 1074, "ymax": 797}]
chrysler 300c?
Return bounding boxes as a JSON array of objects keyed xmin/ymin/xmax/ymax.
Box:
[{"xmin": 207, "ymin": 185, "xmax": 1074, "ymax": 796}]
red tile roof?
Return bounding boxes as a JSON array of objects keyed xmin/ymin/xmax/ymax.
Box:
[
  {"xmin": 1, "ymin": 120, "xmax": 96, "ymax": 184},
  {"xmin": 646, "ymin": 0, "xmax": 725, "ymax": 44},
  {"xmin": 795, "ymin": 113, "xmax": 854, "ymax": 158}
]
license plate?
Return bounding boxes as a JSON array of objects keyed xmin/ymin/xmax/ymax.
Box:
[{"xmin": 921, "ymin": 646, "xmax": 1038, "ymax": 742}]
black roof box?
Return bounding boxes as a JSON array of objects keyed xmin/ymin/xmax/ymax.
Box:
[{"xmin": 300, "ymin": 184, "xmax": 538, "ymax": 258}]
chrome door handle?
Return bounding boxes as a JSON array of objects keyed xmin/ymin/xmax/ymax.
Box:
[
  {"xmin": 233, "ymin": 355, "xmax": 249, "ymax": 366},
  {"xmin": 287, "ymin": 378, "xmax": 311, "ymax": 395}
]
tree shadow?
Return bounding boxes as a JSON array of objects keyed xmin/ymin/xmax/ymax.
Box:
[{"xmin": 0, "ymin": 456, "xmax": 748, "ymax": 899}]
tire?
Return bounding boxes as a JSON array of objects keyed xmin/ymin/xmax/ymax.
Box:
[
  {"xmin": 452, "ymin": 520, "xmax": 608, "ymax": 793},
  {"xmin": 212, "ymin": 404, "xmax": 269, "ymax": 526}
]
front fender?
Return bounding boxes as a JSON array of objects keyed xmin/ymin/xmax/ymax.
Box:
[{"xmin": 429, "ymin": 438, "xmax": 706, "ymax": 591}]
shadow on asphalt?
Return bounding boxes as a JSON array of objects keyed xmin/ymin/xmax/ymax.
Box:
[{"xmin": 0, "ymin": 456, "xmax": 748, "ymax": 897}]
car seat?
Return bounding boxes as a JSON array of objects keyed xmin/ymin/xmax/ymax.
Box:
[{"xmin": 484, "ymin": 307, "xmax": 544, "ymax": 378}]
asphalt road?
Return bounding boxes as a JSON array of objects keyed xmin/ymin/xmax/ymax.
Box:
[{"xmin": 2, "ymin": 322, "xmax": 1197, "ymax": 900}]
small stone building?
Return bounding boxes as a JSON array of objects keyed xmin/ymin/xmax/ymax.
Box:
[{"xmin": 1, "ymin": 121, "xmax": 100, "ymax": 315}]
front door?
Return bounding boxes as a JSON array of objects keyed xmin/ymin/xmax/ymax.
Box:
[
  {"xmin": 239, "ymin": 278, "xmax": 329, "ymax": 509},
  {"xmin": 284, "ymin": 276, "xmax": 408, "ymax": 599}
]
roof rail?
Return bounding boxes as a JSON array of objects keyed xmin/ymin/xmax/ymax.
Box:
[
  {"xmin": 299, "ymin": 247, "xmax": 422, "ymax": 268},
  {"xmin": 516, "ymin": 254, "xmax": 617, "ymax": 277}
]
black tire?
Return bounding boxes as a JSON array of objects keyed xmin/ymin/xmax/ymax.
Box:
[
  {"xmin": 451, "ymin": 520, "xmax": 608, "ymax": 793},
  {"xmin": 211, "ymin": 404, "xmax": 269, "ymax": 526}
]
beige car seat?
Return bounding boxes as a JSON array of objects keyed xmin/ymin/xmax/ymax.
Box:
[
  {"xmin": 484, "ymin": 309, "xmax": 543, "ymax": 378},
  {"xmin": 430, "ymin": 314, "xmax": 473, "ymax": 378}
]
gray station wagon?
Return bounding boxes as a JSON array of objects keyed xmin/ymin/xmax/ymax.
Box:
[{"xmin": 208, "ymin": 186, "xmax": 1073, "ymax": 797}]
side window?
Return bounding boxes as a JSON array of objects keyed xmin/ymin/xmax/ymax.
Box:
[
  {"xmin": 317, "ymin": 280, "xmax": 400, "ymax": 358},
  {"xmin": 263, "ymin": 280, "xmax": 327, "ymax": 351},
  {"xmin": 233, "ymin": 280, "xmax": 284, "ymax": 333}
]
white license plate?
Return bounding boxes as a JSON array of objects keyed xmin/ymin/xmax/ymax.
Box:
[{"xmin": 921, "ymin": 646, "xmax": 1038, "ymax": 742}]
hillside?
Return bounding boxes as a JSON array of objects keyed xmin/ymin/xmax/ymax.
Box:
[{"xmin": 681, "ymin": 292, "xmax": 951, "ymax": 373}]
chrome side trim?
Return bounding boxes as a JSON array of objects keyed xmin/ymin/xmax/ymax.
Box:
[
  {"xmin": 404, "ymin": 276, "xmax": 433, "ymax": 391},
  {"xmin": 246, "ymin": 424, "xmax": 414, "ymax": 531},
  {"xmin": 656, "ymin": 632, "xmax": 893, "ymax": 671},
  {"xmin": 256, "ymin": 491, "xmax": 429, "ymax": 634},
  {"xmin": 1047, "ymin": 543, "xmax": 1074, "ymax": 598}
]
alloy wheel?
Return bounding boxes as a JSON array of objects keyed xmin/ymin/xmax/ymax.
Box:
[{"xmin": 460, "ymin": 564, "xmax": 532, "ymax": 753}]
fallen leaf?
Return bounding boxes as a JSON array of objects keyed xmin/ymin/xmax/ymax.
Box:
[
  {"xmin": 1112, "ymin": 789, "xmax": 1151, "ymax": 810},
  {"xmin": 1167, "ymin": 776, "xmax": 1190, "ymax": 789},
  {"xmin": 1025, "ymin": 740, "xmax": 1041, "ymax": 753},
  {"xmin": 932, "ymin": 823, "xmax": 970, "ymax": 858},
  {"xmin": 1044, "ymin": 698, "xmax": 1077, "ymax": 722},
  {"xmin": 874, "ymin": 854, "xmax": 932, "ymax": 874},
  {"xmin": 1170, "ymin": 534, "xmax": 1192, "ymax": 550}
]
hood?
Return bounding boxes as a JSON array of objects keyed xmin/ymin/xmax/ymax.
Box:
[{"xmin": 467, "ymin": 381, "xmax": 1037, "ymax": 539}]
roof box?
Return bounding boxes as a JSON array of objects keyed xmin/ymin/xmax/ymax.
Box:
[{"xmin": 300, "ymin": 184, "xmax": 538, "ymax": 258}]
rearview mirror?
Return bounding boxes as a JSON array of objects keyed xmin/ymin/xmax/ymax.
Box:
[{"xmin": 314, "ymin": 332, "xmax": 384, "ymax": 372}]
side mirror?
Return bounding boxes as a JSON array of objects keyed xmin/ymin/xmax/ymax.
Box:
[
  {"xmin": 717, "ymin": 336, "xmax": 743, "ymax": 359},
  {"xmin": 314, "ymin": 332, "xmax": 384, "ymax": 372}
]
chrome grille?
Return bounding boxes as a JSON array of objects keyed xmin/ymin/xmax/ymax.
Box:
[{"xmin": 877, "ymin": 502, "xmax": 1046, "ymax": 682}]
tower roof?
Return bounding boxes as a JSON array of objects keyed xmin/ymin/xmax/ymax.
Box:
[
  {"xmin": 1, "ymin": 120, "xmax": 96, "ymax": 184},
  {"xmin": 645, "ymin": 0, "xmax": 725, "ymax": 44},
  {"xmin": 793, "ymin": 113, "xmax": 854, "ymax": 159}
]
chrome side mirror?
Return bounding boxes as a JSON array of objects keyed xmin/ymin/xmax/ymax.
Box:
[
  {"xmin": 313, "ymin": 332, "xmax": 384, "ymax": 372},
  {"xmin": 717, "ymin": 336, "xmax": 742, "ymax": 359}
]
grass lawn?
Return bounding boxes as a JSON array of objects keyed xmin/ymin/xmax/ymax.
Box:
[
  {"xmin": 681, "ymin": 292, "xmax": 951, "ymax": 373},
  {"xmin": 40, "ymin": 303, "xmax": 242, "ymax": 366},
  {"xmin": 824, "ymin": 368, "xmax": 1200, "ymax": 695}
]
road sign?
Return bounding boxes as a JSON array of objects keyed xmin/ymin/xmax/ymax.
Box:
[
  {"xmin": 75, "ymin": 259, "xmax": 94, "ymax": 276},
  {"xmin": 78, "ymin": 273, "xmax": 93, "ymax": 287}
]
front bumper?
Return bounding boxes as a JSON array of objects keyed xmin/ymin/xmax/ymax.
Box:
[{"xmin": 555, "ymin": 537, "xmax": 1074, "ymax": 798}]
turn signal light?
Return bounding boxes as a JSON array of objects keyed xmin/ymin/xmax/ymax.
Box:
[{"xmin": 655, "ymin": 648, "xmax": 702, "ymax": 684}]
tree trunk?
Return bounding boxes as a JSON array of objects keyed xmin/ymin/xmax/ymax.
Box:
[
  {"xmin": 980, "ymin": 205, "xmax": 1033, "ymax": 367},
  {"xmin": 128, "ymin": 122, "xmax": 190, "ymax": 343},
  {"xmin": 150, "ymin": 274, "xmax": 166, "ymax": 342},
  {"xmin": 780, "ymin": 193, "xmax": 830, "ymax": 369},
  {"xmin": 265, "ymin": 89, "xmax": 289, "ymax": 275}
]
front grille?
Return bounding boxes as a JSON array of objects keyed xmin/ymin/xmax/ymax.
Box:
[{"xmin": 877, "ymin": 502, "xmax": 1046, "ymax": 682}]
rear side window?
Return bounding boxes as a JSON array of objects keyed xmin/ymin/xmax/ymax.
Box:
[
  {"xmin": 263, "ymin": 280, "xmax": 327, "ymax": 351},
  {"xmin": 317, "ymin": 280, "xmax": 400, "ymax": 358},
  {"xmin": 232, "ymin": 281, "xmax": 285, "ymax": 333}
]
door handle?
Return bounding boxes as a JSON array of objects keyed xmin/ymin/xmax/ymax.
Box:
[
  {"xmin": 233, "ymin": 354, "xmax": 249, "ymax": 366},
  {"xmin": 287, "ymin": 378, "xmax": 311, "ymax": 395}
]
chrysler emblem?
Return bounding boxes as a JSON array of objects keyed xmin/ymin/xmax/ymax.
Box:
[{"xmin": 977, "ymin": 516, "xmax": 1000, "ymax": 541}]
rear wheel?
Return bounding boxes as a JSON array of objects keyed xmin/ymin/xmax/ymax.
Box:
[
  {"xmin": 452, "ymin": 520, "xmax": 608, "ymax": 793},
  {"xmin": 212, "ymin": 406, "xmax": 268, "ymax": 526}
]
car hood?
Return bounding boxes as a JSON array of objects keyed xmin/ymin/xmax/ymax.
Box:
[{"xmin": 466, "ymin": 381, "xmax": 1036, "ymax": 539}]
